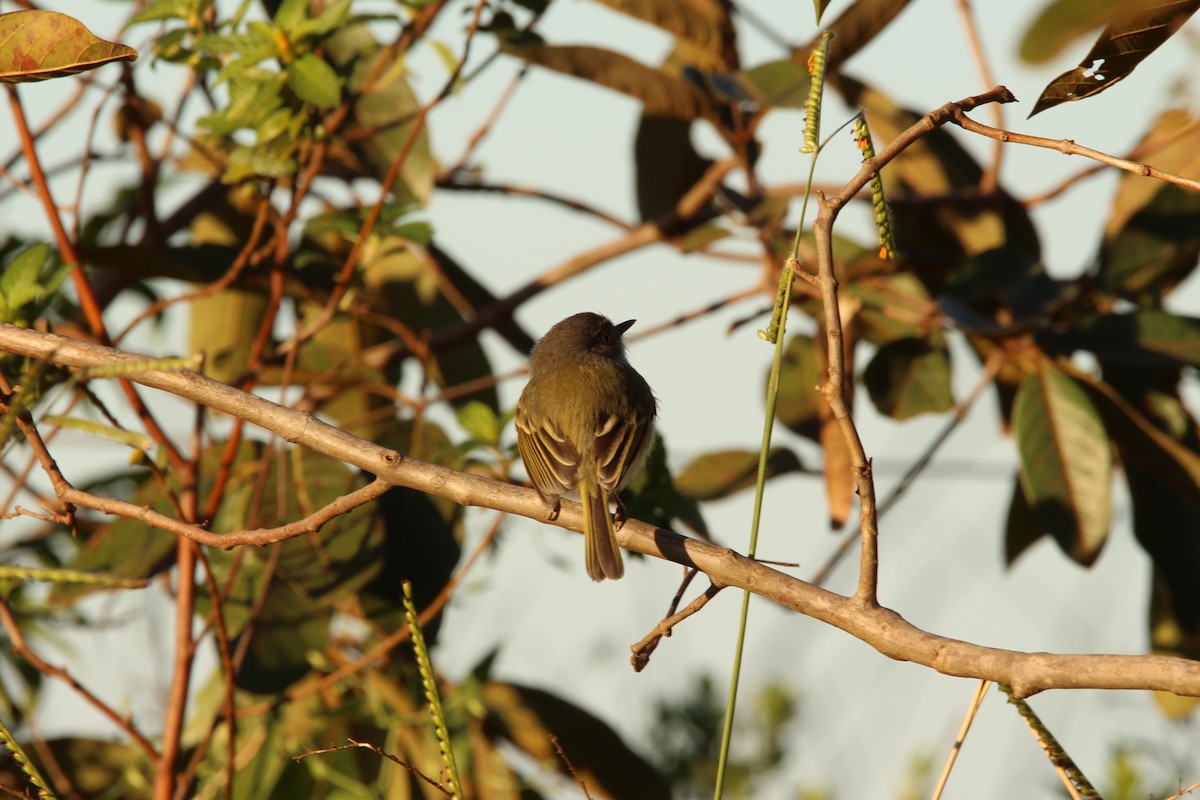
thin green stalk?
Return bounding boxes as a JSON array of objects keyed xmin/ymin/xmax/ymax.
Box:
[{"xmin": 710, "ymin": 31, "xmax": 835, "ymax": 796}]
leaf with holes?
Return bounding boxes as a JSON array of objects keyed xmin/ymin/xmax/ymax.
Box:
[
  {"xmin": 0, "ymin": 11, "xmax": 137, "ymax": 83},
  {"xmin": 1029, "ymin": 0, "xmax": 1200, "ymax": 116},
  {"xmin": 1012, "ymin": 363, "xmax": 1112, "ymax": 565}
]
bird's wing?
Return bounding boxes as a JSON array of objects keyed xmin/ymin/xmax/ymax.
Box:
[{"xmin": 516, "ymin": 409, "xmax": 579, "ymax": 500}]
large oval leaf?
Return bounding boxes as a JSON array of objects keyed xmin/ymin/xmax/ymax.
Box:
[
  {"xmin": 1018, "ymin": 0, "xmax": 1128, "ymax": 64},
  {"xmin": 484, "ymin": 682, "xmax": 671, "ymax": 798},
  {"xmin": 1066, "ymin": 310, "xmax": 1200, "ymax": 367},
  {"xmin": 1029, "ymin": 0, "xmax": 1200, "ymax": 116},
  {"xmin": 863, "ymin": 335, "xmax": 954, "ymax": 420},
  {"xmin": 504, "ymin": 43, "xmax": 720, "ymax": 121},
  {"xmin": 0, "ymin": 11, "xmax": 136, "ymax": 83},
  {"xmin": 1097, "ymin": 183, "xmax": 1200, "ymax": 302},
  {"xmin": 775, "ymin": 333, "xmax": 823, "ymax": 441},
  {"xmin": 674, "ymin": 447, "xmax": 804, "ymax": 501},
  {"xmin": 1012, "ymin": 362, "xmax": 1112, "ymax": 565},
  {"xmin": 591, "ymin": 0, "xmax": 728, "ymax": 56}
]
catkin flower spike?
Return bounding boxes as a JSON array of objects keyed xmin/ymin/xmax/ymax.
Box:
[
  {"xmin": 800, "ymin": 31, "xmax": 835, "ymax": 154},
  {"xmin": 852, "ymin": 113, "xmax": 896, "ymax": 260},
  {"xmin": 403, "ymin": 581, "xmax": 463, "ymax": 799}
]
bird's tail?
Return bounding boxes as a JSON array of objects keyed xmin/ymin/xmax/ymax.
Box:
[{"xmin": 580, "ymin": 481, "xmax": 624, "ymax": 581}]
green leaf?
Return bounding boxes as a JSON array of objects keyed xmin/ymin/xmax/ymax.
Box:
[
  {"xmin": 1012, "ymin": 363, "xmax": 1112, "ymax": 565},
  {"xmin": 273, "ymin": 0, "xmax": 308, "ymax": 33},
  {"xmin": 48, "ymin": 510, "xmax": 177, "ymax": 607},
  {"xmin": 0, "ymin": 11, "xmax": 138, "ymax": 83},
  {"xmin": 326, "ymin": 25, "xmax": 434, "ymax": 204},
  {"xmin": 1097, "ymin": 184, "xmax": 1200, "ymax": 301},
  {"xmin": 775, "ymin": 333, "xmax": 822, "ymax": 441},
  {"xmin": 845, "ymin": 273, "xmax": 935, "ymax": 345},
  {"xmin": 504, "ymin": 43, "xmax": 720, "ymax": 121},
  {"xmin": 0, "ymin": 243, "xmax": 50, "ymax": 312},
  {"xmin": 863, "ymin": 335, "xmax": 954, "ymax": 420},
  {"xmin": 130, "ymin": 0, "xmax": 198, "ymax": 25},
  {"xmin": 361, "ymin": 419, "xmax": 464, "ymax": 636},
  {"xmin": 1029, "ymin": 0, "xmax": 1200, "ymax": 116},
  {"xmin": 286, "ymin": 53, "xmax": 341, "ymax": 108},
  {"xmin": 1017, "ymin": 0, "xmax": 1127, "ymax": 63},
  {"xmin": 457, "ymin": 400, "xmax": 500, "ymax": 445},
  {"xmin": 675, "ymin": 447, "xmax": 804, "ymax": 501}
]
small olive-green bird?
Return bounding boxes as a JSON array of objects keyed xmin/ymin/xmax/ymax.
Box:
[{"xmin": 515, "ymin": 312, "xmax": 657, "ymax": 581}]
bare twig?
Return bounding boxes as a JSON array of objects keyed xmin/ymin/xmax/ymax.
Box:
[
  {"xmin": 295, "ymin": 740, "xmax": 453, "ymax": 796},
  {"xmin": 0, "ymin": 600, "xmax": 159, "ymax": 760},
  {"xmin": 631, "ymin": 579, "xmax": 724, "ymax": 672},
  {"xmin": 950, "ymin": 110, "xmax": 1200, "ymax": 194},
  {"xmin": 550, "ymin": 734, "xmax": 593, "ymax": 799}
]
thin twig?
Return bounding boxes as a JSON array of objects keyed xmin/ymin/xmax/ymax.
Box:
[
  {"xmin": 295, "ymin": 740, "xmax": 453, "ymax": 796},
  {"xmin": 0, "ymin": 600, "xmax": 159, "ymax": 760},
  {"xmin": 631, "ymin": 580, "xmax": 724, "ymax": 672},
  {"xmin": 950, "ymin": 110, "xmax": 1200, "ymax": 194},
  {"xmin": 550, "ymin": 734, "xmax": 593, "ymax": 799}
]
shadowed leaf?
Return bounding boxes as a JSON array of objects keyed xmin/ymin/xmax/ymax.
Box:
[
  {"xmin": 591, "ymin": 0, "xmax": 727, "ymax": 54},
  {"xmin": 1068, "ymin": 367, "xmax": 1200, "ymax": 502},
  {"xmin": 838, "ymin": 77, "xmax": 1041, "ymax": 265},
  {"xmin": 1066, "ymin": 310, "xmax": 1200, "ymax": 367},
  {"xmin": 483, "ymin": 682, "xmax": 671, "ymax": 798},
  {"xmin": 1029, "ymin": 0, "xmax": 1200, "ymax": 116},
  {"xmin": 504, "ymin": 43, "xmax": 720, "ymax": 120},
  {"xmin": 625, "ymin": 434, "xmax": 710, "ymax": 538},
  {"xmin": 1005, "ymin": 473, "xmax": 1045, "ymax": 566},
  {"xmin": 863, "ymin": 335, "xmax": 954, "ymax": 420},
  {"xmin": 0, "ymin": 11, "xmax": 137, "ymax": 83},
  {"xmin": 776, "ymin": 333, "xmax": 823, "ymax": 441},
  {"xmin": 797, "ymin": 0, "xmax": 916, "ymax": 64},
  {"xmin": 1097, "ymin": 183, "xmax": 1200, "ymax": 302},
  {"xmin": 636, "ymin": 115, "xmax": 713, "ymax": 221},
  {"xmin": 1013, "ymin": 363, "xmax": 1112, "ymax": 565}
]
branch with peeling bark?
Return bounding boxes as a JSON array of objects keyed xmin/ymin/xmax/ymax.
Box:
[{"xmin": 2, "ymin": 321, "xmax": 1199, "ymax": 699}]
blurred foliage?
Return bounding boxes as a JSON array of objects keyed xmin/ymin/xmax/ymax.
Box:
[{"xmin": 0, "ymin": 0, "xmax": 1198, "ymax": 797}]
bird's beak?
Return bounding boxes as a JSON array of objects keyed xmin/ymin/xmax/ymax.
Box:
[{"xmin": 614, "ymin": 319, "xmax": 636, "ymax": 335}]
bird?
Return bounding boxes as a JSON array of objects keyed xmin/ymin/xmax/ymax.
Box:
[{"xmin": 515, "ymin": 312, "xmax": 657, "ymax": 581}]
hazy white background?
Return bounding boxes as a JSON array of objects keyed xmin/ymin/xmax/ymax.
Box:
[{"xmin": 2, "ymin": 0, "xmax": 1199, "ymax": 797}]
